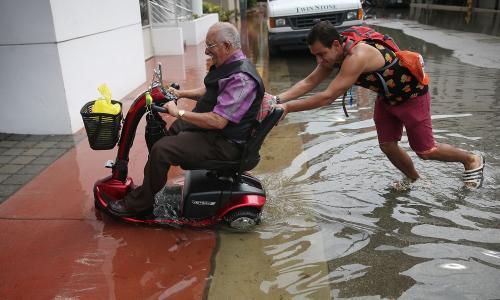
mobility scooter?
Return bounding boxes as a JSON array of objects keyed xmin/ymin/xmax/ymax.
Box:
[{"xmin": 81, "ymin": 64, "xmax": 283, "ymax": 230}]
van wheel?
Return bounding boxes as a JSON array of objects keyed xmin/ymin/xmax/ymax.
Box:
[{"xmin": 224, "ymin": 207, "xmax": 261, "ymax": 231}]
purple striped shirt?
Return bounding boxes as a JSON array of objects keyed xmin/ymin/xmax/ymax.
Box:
[{"xmin": 212, "ymin": 51, "xmax": 258, "ymax": 123}]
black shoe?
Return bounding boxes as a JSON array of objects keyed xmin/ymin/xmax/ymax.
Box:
[
  {"xmin": 107, "ymin": 199, "xmax": 152, "ymax": 217},
  {"xmin": 100, "ymin": 191, "xmax": 151, "ymax": 217}
]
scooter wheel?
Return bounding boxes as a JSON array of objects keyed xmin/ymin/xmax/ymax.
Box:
[{"xmin": 224, "ymin": 207, "xmax": 261, "ymax": 231}]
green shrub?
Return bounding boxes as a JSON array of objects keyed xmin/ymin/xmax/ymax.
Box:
[
  {"xmin": 247, "ymin": 0, "xmax": 257, "ymax": 8},
  {"xmin": 203, "ymin": 1, "xmax": 236, "ymax": 22}
]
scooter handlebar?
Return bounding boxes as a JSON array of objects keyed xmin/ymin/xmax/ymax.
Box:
[
  {"xmin": 150, "ymin": 103, "xmax": 168, "ymax": 113},
  {"xmin": 159, "ymin": 86, "xmax": 178, "ymax": 102},
  {"xmin": 149, "ymin": 83, "xmax": 181, "ymax": 113},
  {"xmin": 158, "ymin": 82, "xmax": 180, "ymax": 102}
]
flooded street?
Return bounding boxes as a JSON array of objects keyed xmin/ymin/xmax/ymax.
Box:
[
  {"xmin": 3, "ymin": 4, "xmax": 500, "ymax": 300},
  {"xmin": 206, "ymin": 7, "xmax": 500, "ymax": 299},
  {"xmin": 5, "ymin": 7, "xmax": 499, "ymax": 300}
]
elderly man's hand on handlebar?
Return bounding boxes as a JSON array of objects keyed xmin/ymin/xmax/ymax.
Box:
[
  {"xmin": 168, "ymin": 86, "xmax": 182, "ymax": 98},
  {"xmin": 164, "ymin": 101, "xmax": 179, "ymax": 118}
]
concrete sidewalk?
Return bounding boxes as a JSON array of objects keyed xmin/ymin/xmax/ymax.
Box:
[
  {"xmin": 0, "ymin": 45, "xmax": 218, "ymax": 299},
  {"xmin": 0, "ymin": 132, "xmax": 86, "ymax": 204}
]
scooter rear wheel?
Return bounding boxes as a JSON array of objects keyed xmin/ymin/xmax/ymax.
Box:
[{"xmin": 224, "ymin": 207, "xmax": 261, "ymax": 231}]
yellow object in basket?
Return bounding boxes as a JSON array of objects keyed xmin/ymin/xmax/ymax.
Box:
[{"xmin": 92, "ymin": 83, "xmax": 121, "ymax": 115}]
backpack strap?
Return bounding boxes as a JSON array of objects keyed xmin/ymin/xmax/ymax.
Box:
[
  {"xmin": 374, "ymin": 48, "xmax": 399, "ymax": 98},
  {"xmin": 377, "ymin": 56, "xmax": 399, "ymax": 72},
  {"xmin": 341, "ymin": 92, "xmax": 349, "ymax": 117},
  {"xmin": 375, "ymin": 72, "xmax": 390, "ymax": 98},
  {"xmin": 343, "ymin": 39, "xmax": 355, "ymax": 56}
]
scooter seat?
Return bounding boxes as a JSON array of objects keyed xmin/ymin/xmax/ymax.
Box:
[
  {"xmin": 181, "ymin": 107, "xmax": 283, "ymax": 174},
  {"xmin": 181, "ymin": 160, "xmax": 241, "ymax": 171}
]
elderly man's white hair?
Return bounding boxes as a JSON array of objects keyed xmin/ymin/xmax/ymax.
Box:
[{"xmin": 210, "ymin": 22, "xmax": 241, "ymax": 49}]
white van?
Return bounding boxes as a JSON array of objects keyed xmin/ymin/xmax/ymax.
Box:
[{"xmin": 267, "ymin": 0, "xmax": 364, "ymax": 54}]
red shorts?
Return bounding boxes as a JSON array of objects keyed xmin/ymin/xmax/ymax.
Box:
[{"xmin": 374, "ymin": 92, "xmax": 436, "ymax": 154}]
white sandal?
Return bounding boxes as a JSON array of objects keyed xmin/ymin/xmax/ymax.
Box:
[{"xmin": 463, "ymin": 154, "xmax": 485, "ymax": 189}]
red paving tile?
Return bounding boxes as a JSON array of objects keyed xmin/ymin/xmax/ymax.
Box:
[{"xmin": 0, "ymin": 45, "xmax": 217, "ymax": 299}]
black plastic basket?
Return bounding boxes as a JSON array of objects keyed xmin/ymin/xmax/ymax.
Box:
[{"xmin": 80, "ymin": 100, "xmax": 122, "ymax": 150}]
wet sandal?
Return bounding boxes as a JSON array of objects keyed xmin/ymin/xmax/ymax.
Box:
[
  {"xmin": 463, "ymin": 154, "xmax": 485, "ymax": 189},
  {"xmin": 391, "ymin": 177, "xmax": 415, "ymax": 191}
]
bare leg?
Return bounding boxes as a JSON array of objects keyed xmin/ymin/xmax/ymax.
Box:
[
  {"xmin": 379, "ymin": 142, "xmax": 420, "ymax": 181},
  {"xmin": 418, "ymin": 143, "xmax": 481, "ymax": 171}
]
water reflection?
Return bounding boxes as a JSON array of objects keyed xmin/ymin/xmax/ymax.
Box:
[
  {"xmin": 102, "ymin": 222, "xmax": 216, "ymax": 299},
  {"xmin": 370, "ymin": 7, "xmax": 500, "ymax": 36},
  {"xmin": 207, "ymin": 8, "xmax": 500, "ymax": 300}
]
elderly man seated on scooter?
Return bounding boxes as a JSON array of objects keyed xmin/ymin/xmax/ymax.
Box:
[{"xmin": 108, "ymin": 22, "xmax": 265, "ymax": 216}]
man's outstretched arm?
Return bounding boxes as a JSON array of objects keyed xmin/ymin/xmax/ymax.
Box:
[
  {"xmin": 281, "ymin": 51, "xmax": 368, "ymax": 114},
  {"xmin": 277, "ymin": 64, "xmax": 332, "ymax": 102}
]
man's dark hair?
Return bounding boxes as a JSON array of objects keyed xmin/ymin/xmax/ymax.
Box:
[{"xmin": 307, "ymin": 21, "xmax": 343, "ymax": 47}]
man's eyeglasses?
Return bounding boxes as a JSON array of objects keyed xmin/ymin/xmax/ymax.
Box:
[{"xmin": 205, "ymin": 42, "xmax": 219, "ymax": 49}]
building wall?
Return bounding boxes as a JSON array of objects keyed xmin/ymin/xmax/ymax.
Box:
[
  {"xmin": 143, "ymin": 26, "xmax": 154, "ymax": 60},
  {"xmin": 0, "ymin": 0, "xmax": 146, "ymax": 134},
  {"xmin": 180, "ymin": 13, "xmax": 220, "ymax": 45}
]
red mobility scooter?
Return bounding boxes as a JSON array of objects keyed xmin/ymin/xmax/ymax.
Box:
[{"xmin": 81, "ymin": 64, "xmax": 282, "ymax": 230}]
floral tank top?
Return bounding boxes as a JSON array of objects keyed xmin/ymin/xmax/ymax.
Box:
[{"xmin": 355, "ymin": 42, "xmax": 428, "ymax": 105}]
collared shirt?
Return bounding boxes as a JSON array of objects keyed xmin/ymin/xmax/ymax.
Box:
[{"xmin": 212, "ymin": 50, "xmax": 258, "ymax": 123}]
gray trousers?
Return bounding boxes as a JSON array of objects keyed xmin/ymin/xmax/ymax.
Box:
[{"xmin": 124, "ymin": 119, "xmax": 242, "ymax": 210}]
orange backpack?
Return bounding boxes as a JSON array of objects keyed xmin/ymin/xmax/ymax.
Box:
[
  {"xmin": 340, "ymin": 26, "xmax": 429, "ymax": 114},
  {"xmin": 394, "ymin": 51, "xmax": 429, "ymax": 85},
  {"xmin": 341, "ymin": 26, "xmax": 429, "ymax": 85}
]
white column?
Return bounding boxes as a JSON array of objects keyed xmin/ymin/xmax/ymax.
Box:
[
  {"xmin": 0, "ymin": 0, "xmax": 146, "ymax": 134},
  {"xmin": 192, "ymin": 0, "xmax": 203, "ymax": 16}
]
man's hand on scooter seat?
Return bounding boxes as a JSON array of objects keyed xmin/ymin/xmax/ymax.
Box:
[{"xmin": 274, "ymin": 103, "xmax": 289, "ymax": 121}]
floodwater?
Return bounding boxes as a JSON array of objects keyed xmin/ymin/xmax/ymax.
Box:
[
  {"xmin": 367, "ymin": 6, "xmax": 500, "ymax": 36},
  {"xmin": 5, "ymin": 7, "xmax": 497, "ymax": 300},
  {"xmin": 207, "ymin": 7, "xmax": 500, "ymax": 300}
]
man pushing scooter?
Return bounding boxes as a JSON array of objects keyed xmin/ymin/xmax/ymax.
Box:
[{"xmin": 273, "ymin": 21, "xmax": 485, "ymax": 189}]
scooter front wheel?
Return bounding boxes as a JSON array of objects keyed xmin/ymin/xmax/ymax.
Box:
[{"xmin": 224, "ymin": 207, "xmax": 261, "ymax": 231}]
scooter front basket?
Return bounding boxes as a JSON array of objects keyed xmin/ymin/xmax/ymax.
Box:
[{"xmin": 80, "ymin": 100, "xmax": 122, "ymax": 150}]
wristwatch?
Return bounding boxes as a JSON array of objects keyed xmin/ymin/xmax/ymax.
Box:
[
  {"xmin": 273, "ymin": 95, "xmax": 282, "ymax": 104},
  {"xmin": 178, "ymin": 109, "xmax": 185, "ymax": 118}
]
